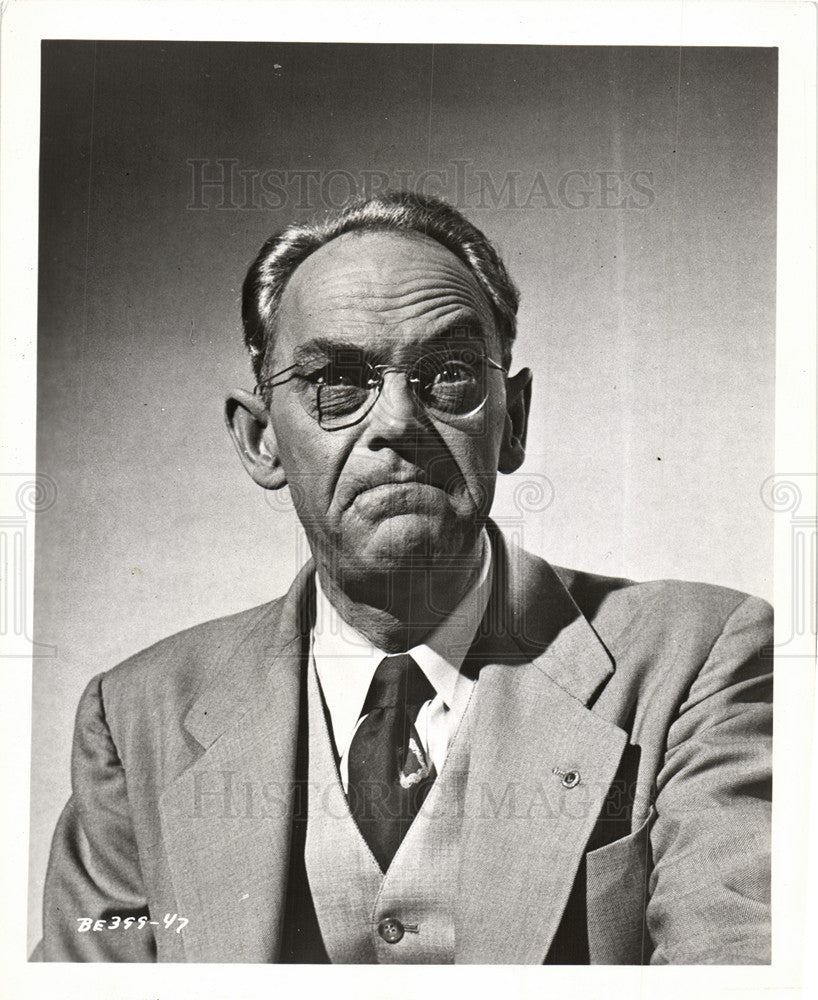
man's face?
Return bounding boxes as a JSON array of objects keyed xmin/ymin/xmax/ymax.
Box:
[{"xmin": 264, "ymin": 230, "xmax": 523, "ymax": 588}]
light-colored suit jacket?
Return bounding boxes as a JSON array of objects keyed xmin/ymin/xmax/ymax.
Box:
[{"xmin": 39, "ymin": 527, "xmax": 772, "ymax": 964}]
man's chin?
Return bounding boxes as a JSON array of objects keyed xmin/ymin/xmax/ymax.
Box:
[{"xmin": 339, "ymin": 513, "xmax": 474, "ymax": 573}]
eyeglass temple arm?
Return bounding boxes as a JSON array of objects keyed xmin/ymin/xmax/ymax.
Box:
[{"xmin": 254, "ymin": 362, "xmax": 302, "ymax": 394}]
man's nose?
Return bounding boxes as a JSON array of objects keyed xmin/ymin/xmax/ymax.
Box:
[{"xmin": 365, "ymin": 371, "xmax": 427, "ymax": 438}]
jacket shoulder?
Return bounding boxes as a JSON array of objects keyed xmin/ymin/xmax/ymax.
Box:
[
  {"xmin": 553, "ymin": 562, "xmax": 770, "ymax": 618},
  {"xmin": 99, "ymin": 598, "xmax": 283, "ymax": 709},
  {"xmin": 554, "ymin": 567, "xmax": 773, "ymax": 702}
]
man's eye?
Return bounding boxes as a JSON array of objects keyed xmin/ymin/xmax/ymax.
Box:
[
  {"xmin": 427, "ymin": 360, "xmax": 478, "ymax": 385},
  {"xmin": 304, "ymin": 364, "xmax": 368, "ymax": 388}
]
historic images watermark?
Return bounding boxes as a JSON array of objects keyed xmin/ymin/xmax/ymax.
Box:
[
  {"xmin": 760, "ymin": 473, "xmax": 817, "ymax": 658},
  {"xmin": 188, "ymin": 770, "xmax": 651, "ymax": 824},
  {"xmin": 187, "ymin": 158, "xmax": 657, "ymax": 213},
  {"xmin": 0, "ymin": 473, "xmax": 57, "ymax": 657}
]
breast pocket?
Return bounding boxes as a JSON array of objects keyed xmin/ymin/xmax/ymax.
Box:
[{"xmin": 584, "ymin": 806, "xmax": 655, "ymax": 964}]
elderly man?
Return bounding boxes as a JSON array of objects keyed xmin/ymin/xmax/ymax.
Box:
[{"xmin": 39, "ymin": 191, "xmax": 772, "ymax": 964}]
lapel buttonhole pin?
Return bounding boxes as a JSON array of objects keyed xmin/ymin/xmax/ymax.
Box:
[{"xmin": 553, "ymin": 767, "xmax": 581, "ymax": 788}]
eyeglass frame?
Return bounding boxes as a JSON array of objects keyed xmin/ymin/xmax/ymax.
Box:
[{"xmin": 253, "ymin": 348, "xmax": 509, "ymax": 431}]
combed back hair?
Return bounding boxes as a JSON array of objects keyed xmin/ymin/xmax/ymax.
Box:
[{"xmin": 241, "ymin": 190, "xmax": 520, "ymax": 382}]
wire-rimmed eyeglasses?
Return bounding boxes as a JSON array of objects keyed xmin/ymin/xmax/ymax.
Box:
[{"xmin": 254, "ymin": 347, "xmax": 508, "ymax": 431}]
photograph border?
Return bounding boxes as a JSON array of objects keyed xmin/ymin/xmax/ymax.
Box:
[{"xmin": 1, "ymin": 2, "xmax": 815, "ymax": 998}]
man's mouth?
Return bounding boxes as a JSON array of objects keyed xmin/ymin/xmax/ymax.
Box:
[
  {"xmin": 338, "ymin": 466, "xmax": 446, "ymax": 513},
  {"xmin": 358, "ymin": 480, "xmax": 437, "ymax": 498},
  {"xmin": 360, "ymin": 471, "xmax": 429, "ymax": 491},
  {"xmin": 350, "ymin": 480, "xmax": 447, "ymax": 519}
]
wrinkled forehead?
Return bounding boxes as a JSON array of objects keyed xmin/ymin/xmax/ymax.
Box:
[{"xmin": 273, "ymin": 230, "xmax": 499, "ymax": 362}]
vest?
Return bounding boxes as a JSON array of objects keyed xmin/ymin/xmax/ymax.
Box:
[{"xmin": 303, "ymin": 662, "xmax": 473, "ymax": 963}]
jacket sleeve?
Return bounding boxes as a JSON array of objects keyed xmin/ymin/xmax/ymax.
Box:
[
  {"xmin": 40, "ymin": 673, "xmax": 157, "ymax": 961},
  {"xmin": 647, "ymin": 595, "xmax": 773, "ymax": 964}
]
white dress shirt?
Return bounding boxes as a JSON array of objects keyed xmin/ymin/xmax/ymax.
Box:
[{"xmin": 312, "ymin": 529, "xmax": 493, "ymax": 791}]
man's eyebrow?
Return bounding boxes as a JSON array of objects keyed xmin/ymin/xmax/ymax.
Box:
[
  {"xmin": 426, "ymin": 315, "xmax": 489, "ymax": 348},
  {"xmin": 291, "ymin": 339, "xmax": 364, "ymax": 363},
  {"xmin": 289, "ymin": 317, "xmax": 490, "ymax": 364}
]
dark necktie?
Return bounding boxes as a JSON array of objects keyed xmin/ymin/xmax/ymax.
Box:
[{"xmin": 347, "ymin": 653, "xmax": 437, "ymax": 871}]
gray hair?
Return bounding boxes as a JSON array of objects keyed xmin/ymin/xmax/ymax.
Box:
[{"xmin": 241, "ymin": 190, "xmax": 520, "ymax": 381}]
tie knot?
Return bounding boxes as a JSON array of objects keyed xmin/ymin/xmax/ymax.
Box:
[{"xmin": 363, "ymin": 653, "xmax": 434, "ymax": 712}]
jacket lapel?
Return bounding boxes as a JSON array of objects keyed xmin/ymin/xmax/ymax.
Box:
[
  {"xmin": 158, "ymin": 564, "xmax": 314, "ymax": 963},
  {"xmin": 455, "ymin": 533, "xmax": 628, "ymax": 964}
]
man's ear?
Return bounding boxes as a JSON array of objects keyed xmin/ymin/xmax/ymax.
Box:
[
  {"xmin": 225, "ymin": 389, "xmax": 288, "ymax": 490},
  {"xmin": 498, "ymin": 368, "xmax": 532, "ymax": 474}
]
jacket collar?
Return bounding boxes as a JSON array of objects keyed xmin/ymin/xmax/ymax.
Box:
[{"xmin": 469, "ymin": 522, "xmax": 616, "ymax": 702}]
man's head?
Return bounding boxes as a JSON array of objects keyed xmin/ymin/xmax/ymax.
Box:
[{"xmin": 227, "ymin": 192, "xmax": 531, "ymax": 602}]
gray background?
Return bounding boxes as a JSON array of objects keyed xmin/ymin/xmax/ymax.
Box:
[{"xmin": 29, "ymin": 42, "xmax": 776, "ymax": 948}]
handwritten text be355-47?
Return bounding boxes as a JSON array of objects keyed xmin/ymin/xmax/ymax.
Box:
[{"xmin": 76, "ymin": 913, "xmax": 188, "ymax": 933}]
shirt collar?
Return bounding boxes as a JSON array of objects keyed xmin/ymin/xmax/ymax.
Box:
[{"xmin": 312, "ymin": 528, "xmax": 493, "ymax": 758}]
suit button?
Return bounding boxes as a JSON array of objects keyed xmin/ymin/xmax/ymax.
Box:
[
  {"xmin": 378, "ymin": 917, "xmax": 405, "ymax": 944},
  {"xmin": 561, "ymin": 770, "xmax": 580, "ymax": 788}
]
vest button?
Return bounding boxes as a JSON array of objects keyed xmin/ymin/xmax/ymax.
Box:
[{"xmin": 378, "ymin": 917, "xmax": 405, "ymax": 944}]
